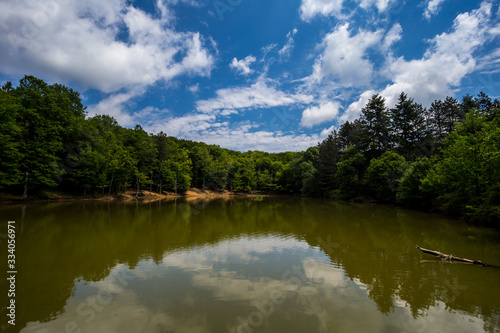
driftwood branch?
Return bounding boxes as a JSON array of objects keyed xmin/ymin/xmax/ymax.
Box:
[{"xmin": 416, "ymin": 245, "xmax": 488, "ymax": 266}]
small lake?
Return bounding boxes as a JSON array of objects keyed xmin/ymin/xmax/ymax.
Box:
[{"xmin": 1, "ymin": 198, "xmax": 500, "ymax": 333}]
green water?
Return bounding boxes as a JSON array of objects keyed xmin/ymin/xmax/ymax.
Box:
[{"xmin": 1, "ymin": 198, "xmax": 500, "ymax": 333}]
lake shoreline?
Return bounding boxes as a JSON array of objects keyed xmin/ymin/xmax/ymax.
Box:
[{"xmin": 0, "ymin": 188, "xmax": 284, "ymax": 204}]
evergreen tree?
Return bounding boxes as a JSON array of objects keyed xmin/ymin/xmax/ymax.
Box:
[
  {"xmin": 338, "ymin": 119, "xmax": 364, "ymax": 151},
  {"xmin": 390, "ymin": 92, "xmax": 427, "ymax": 158},
  {"xmin": 359, "ymin": 94, "xmax": 391, "ymax": 158},
  {"xmin": 427, "ymin": 96, "xmax": 462, "ymax": 149},
  {"xmin": 461, "ymin": 94, "xmax": 477, "ymax": 115},
  {"xmin": 317, "ymin": 131, "xmax": 341, "ymax": 194}
]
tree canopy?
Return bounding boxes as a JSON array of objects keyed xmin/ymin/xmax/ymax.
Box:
[{"xmin": 1, "ymin": 75, "xmax": 499, "ymax": 224}]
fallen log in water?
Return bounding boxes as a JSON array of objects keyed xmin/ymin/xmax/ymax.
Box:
[{"xmin": 416, "ymin": 245, "xmax": 488, "ymax": 266}]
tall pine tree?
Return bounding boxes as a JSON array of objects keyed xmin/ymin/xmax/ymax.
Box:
[
  {"xmin": 317, "ymin": 131, "xmax": 341, "ymax": 193},
  {"xmin": 390, "ymin": 92, "xmax": 427, "ymax": 158},
  {"xmin": 359, "ymin": 94, "xmax": 391, "ymax": 158}
]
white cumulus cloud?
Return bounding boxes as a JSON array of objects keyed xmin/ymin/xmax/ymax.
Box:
[
  {"xmin": 344, "ymin": 2, "xmax": 497, "ymax": 121},
  {"xmin": 196, "ymin": 76, "xmax": 313, "ymax": 114},
  {"xmin": 0, "ymin": 0, "xmax": 214, "ymax": 93},
  {"xmin": 300, "ymin": 101, "xmax": 341, "ymax": 128},
  {"xmin": 300, "ymin": 0, "xmax": 345, "ymax": 21},
  {"xmin": 310, "ymin": 24, "xmax": 383, "ymax": 87},
  {"xmin": 383, "ymin": 23, "xmax": 403, "ymax": 52},
  {"xmin": 424, "ymin": 0, "xmax": 447, "ymax": 20},
  {"xmin": 358, "ymin": 0, "xmax": 397, "ymax": 12},
  {"xmin": 142, "ymin": 112, "xmax": 327, "ymax": 152},
  {"xmin": 229, "ymin": 55, "xmax": 257, "ymax": 75},
  {"xmin": 299, "ymin": 0, "xmax": 397, "ymax": 21}
]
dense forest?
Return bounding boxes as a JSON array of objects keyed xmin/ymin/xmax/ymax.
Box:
[{"xmin": 1, "ymin": 76, "xmax": 499, "ymax": 223}]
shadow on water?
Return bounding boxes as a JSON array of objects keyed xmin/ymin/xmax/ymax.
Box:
[{"xmin": 0, "ymin": 198, "xmax": 499, "ymax": 332}]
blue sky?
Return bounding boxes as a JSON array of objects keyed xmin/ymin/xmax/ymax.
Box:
[{"xmin": 0, "ymin": 0, "xmax": 499, "ymax": 152}]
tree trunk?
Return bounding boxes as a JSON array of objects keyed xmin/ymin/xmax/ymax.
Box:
[
  {"xmin": 416, "ymin": 245, "xmax": 488, "ymax": 266},
  {"xmin": 136, "ymin": 177, "xmax": 140, "ymax": 199},
  {"xmin": 150, "ymin": 170, "xmax": 153, "ymax": 193},
  {"xmin": 108, "ymin": 171, "xmax": 115, "ymax": 196},
  {"xmin": 158, "ymin": 163, "xmax": 163, "ymax": 194},
  {"xmin": 174, "ymin": 172, "xmax": 178, "ymax": 196},
  {"xmin": 23, "ymin": 172, "xmax": 29, "ymax": 200}
]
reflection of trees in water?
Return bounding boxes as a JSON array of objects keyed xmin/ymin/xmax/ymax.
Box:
[
  {"xmin": 2, "ymin": 199, "xmax": 499, "ymax": 332},
  {"xmin": 304, "ymin": 202, "xmax": 500, "ymax": 332}
]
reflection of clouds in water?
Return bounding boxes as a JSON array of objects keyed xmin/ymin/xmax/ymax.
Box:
[
  {"xmin": 303, "ymin": 258, "xmax": 346, "ymax": 288},
  {"xmin": 352, "ymin": 277, "xmax": 368, "ymax": 290},
  {"xmin": 156, "ymin": 235, "xmax": 311, "ymax": 276},
  {"xmin": 25, "ymin": 295, "xmax": 210, "ymax": 333},
  {"xmin": 168, "ymin": 235, "xmax": 309, "ymax": 262},
  {"xmin": 22, "ymin": 266, "xmax": 199, "ymax": 333},
  {"xmin": 393, "ymin": 298, "xmax": 485, "ymax": 333},
  {"xmin": 22, "ymin": 235, "xmax": 488, "ymax": 333}
]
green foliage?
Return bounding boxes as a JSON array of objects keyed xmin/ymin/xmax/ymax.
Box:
[
  {"xmin": 365, "ymin": 151, "xmax": 407, "ymax": 203},
  {"xmin": 359, "ymin": 94, "xmax": 391, "ymax": 157},
  {"xmin": 390, "ymin": 92, "xmax": 427, "ymax": 158},
  {"xmin": 396, "ymin": 157, "xmax": 432, "ymax": 207},
  {"xmin": 422, "ymin": 109, "xmax": 500, "ymax": 222},
  {"xmin": 1, "ymin": 76, "xmax": 499, "ymax": 224},
  {"xmin": 309, "ymin": 91, "xmax": 499, "ymax": 224},
  {"xmin": 427, "ymin": 97, "xmax": 463, "ymax": 140},
  {"xmin": 338, "ymin": 120, "xmax": 364, "ymax": 150},
  {"xmin": 164, "ymin": 147, "xmax": 192, "ymax": 193},
  {"xmin": 0, "ymin": 90, "xmax": 22, "ymax": 187},
  {"xmin": 275, "ymin": 147, "xmax": 318, "ymax": 195},
  {"xmin": 232, "ymin": 160, "xmax": 256, "ymax": 192},
  {"xmin": 0, "ymin": 75, "xmax": 87, "ymax": 196},
  {"xmin": 335, "ymin": 146, "xmax": 366, "ymax": 200},
  {"xmin": 301, "ymin": 167, "xmax": 320, "ymax": 197},
  {"xmin": 317, "ymin": 132, "xmax": 340, "ymax": 192}
]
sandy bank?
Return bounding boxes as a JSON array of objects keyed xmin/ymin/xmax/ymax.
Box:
[{"xmin": 1, "ymin": 188, "xmax": 276, "ymax": 204}]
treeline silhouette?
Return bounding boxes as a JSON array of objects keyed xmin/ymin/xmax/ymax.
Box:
[{"xmin": 0, "ymin": 76, "xmax": 499, "ymax": 223}]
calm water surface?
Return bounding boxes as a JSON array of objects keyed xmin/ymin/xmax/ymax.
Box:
[{"xmin": 1, "ymin": 198, "xmax": 500, "ymax": 333}]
